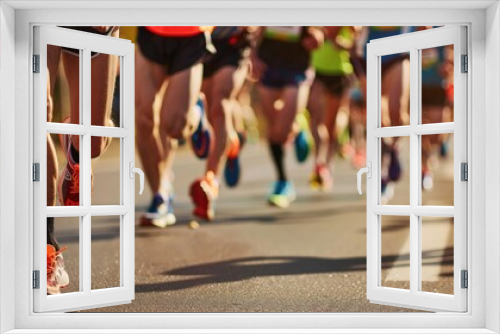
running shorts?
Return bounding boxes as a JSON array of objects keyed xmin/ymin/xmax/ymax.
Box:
[
  {"xmin": 260, "ymin": 67, "xmax": 308, "ymax": 89},
  {"xmin": 137, "ymin": 26, "xmax": 210, "ymax": 76},
  {"xmin": 203, "ymin": 34, "xmax": 250, "ymax": 79},
  {"xmin": 315, "ymin": 73, "xmax": 351, "ymax": 97}
]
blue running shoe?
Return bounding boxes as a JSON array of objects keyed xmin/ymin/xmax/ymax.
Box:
[
  {"xmin": 224, "ymin": 134, "xmax": 244, "ymax": 188},
  {"xmin": 191, "ymin": 98, "xmax": 211, "ymax": 159},
  {"xmin": 268, "ymin": 180, "xmax": 296, "ymax": 208},
  {"xmin": 140, "ymin": 193, "xmax": 176, "ymax": 228},
  {"xmin": 294, "ymin": 112, "xmax": 310, "ymax": 163},
  {"xmin": 294, "ymin": 131, "xmax": 310, "ymax": 163},
  {"xmin": 440, "ymin": 141, "xmax": 449, "ymax": 158},
  {"xmin": 388, "ymin": 147, "xmax": 402, "ymax": 182},
  {"xmin": 381, "ymin": 178, "xmax": 394, "ymax": 205}
]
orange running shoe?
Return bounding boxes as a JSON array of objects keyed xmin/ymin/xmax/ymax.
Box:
[
  {"xmin": 57, "ymin": 134, "xmax": 94, "ymax": 206},
  {"xmin": 47, "ymin": 244, "xmax": 69, "ymax": 295},
  {"xmin": 190, "ymin": 171, "xmax": 219, "ymax": 221}
]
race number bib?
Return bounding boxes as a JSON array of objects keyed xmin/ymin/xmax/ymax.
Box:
[{"xmin": 265, "ymin": 26, "xmax": 302, "ymax": 42}]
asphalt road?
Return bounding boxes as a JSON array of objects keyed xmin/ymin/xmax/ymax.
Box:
[{"xmin": 53, "ymin": 136, "xmax": 454, "ymax": 313}]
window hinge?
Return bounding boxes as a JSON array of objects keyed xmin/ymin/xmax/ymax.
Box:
[
  {"xmin": 461, "ymin": 162, "xmax": 468, "ymax": 181},
  {"xmin": 461, "ymin": 270, "xmax": 468, "ymax": 289},
  {"xmin": 33, "ymin": 270, "xmax": 40, "ymax": 289},
  {"xmin": 461, "ymin": 54, "xmax": 468, "ymax": 73},
  {"xmin": 33, "ymin": 54, "xmax": 40, "ymax": 73},
  {"xmin": 33, "ymin": 163, "xmax": 40, "ymax": 182}
]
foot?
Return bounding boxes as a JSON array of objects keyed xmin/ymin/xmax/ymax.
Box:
[
  {"xmin": 224, "ymin": 135, "xmax": 242, "ymax": 188},
  {"xmin": 381, "ymin": 178, "xmax": 394, "ymax": 205},
  {"xmin": 268, "ymin": 180, "xmax": 296, "ymax": 208},
  {"xmin": 57, "ymin": 134, "xmax": 93, "ymax": 206},
  {"xmin": 140, "ymin": 193, "xmax": 176, "ymax": 228},
  {"xmin": 47, "ymin": 245, "xmax": 69, "ymax": 295},
  {"xmin": 294, "ymin": 113, "xmax": 310, "ymax": 163},
  {"xmin": 309, "ymin": 164, "xmax": 333, "ymax": 191},
  {"xmin": 351, "ymin": 148, "xmax": 366, "ymax": 170},
  {"xmin": 422, "ymin": 169, "xmax": 434, "ymax": 191},
  {"xmin": 191, "ymin": 98, "xmax": 211, "ymax": 159},
  {"xmin": 190, "ymin": 172, "xmax": 219, "ymax": 221}
]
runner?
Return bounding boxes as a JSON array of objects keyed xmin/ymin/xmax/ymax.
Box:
[
  {"xmin": 421, "ymin": 38, "xmax": 453, "ymax": 190},
  {"xmin": 135, "ymin": 26, "xmax": 213, "ymax": 227},
  {"xmin": 351, "ymin": 26, "xmax": 413, "ymax": 202},
  {"xmin": 307, "ymin": 26, "xmax": 355, "ymax": 191},
  {"xmin": 252, "ymin": 26, "xmax": 324, "ymax": 208},
  {"xmin": 190, "ymin": 26, "xmax": 252, "ymax": 220},
  {"xmin": 46, "ymin": 26, "xmax": 120, "ymax": 294}
]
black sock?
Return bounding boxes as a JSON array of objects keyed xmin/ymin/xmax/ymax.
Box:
[
  {"xmin": 47, "ymin": 217, "xmax": 60, "ymax": 251},
  {"xmin": 269, "ymin": 143, "xmax": 287, "ymax": 182},
  {"xmin": 70, "ymin": 144, "xmax": 79, "ymax": 163}
]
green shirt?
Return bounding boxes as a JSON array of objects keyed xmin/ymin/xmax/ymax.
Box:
[{"xmin": 312, "ymin": 27, "xmax": 353, "ymax": 76}]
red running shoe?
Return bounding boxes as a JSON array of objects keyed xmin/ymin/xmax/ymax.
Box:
[{"xmin": 190, "ymin": 172, "xmax": 219, "ymax": 221}]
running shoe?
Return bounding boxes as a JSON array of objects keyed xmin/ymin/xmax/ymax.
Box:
[
  {"xmin": 224, "ymin": 135, "xmax": 242, "ymax": 188},
  {"xmin": 46, "ymin": 244, "xmax": 69, "ymax": 295},
  {"xmin": 140, "ymin": 193, "xmax": 176, "ymax": 228},
  {"xmin": 381, "ymin": 178, "xmax": 395, "ymax": 205},
  {"xmin": 440, "ymin": 141, "xmax": 449, "ymax": 158},
  {"xmin": 57, "ymin": 134, "xmax": 93, "ymax": 206},
  {"xmin": 268, "ymin": 180, "xmax": 296, "ymax": 208},
  {"xmin": 422, "ymin": 169, "xmax": 434, "ymax": 191},
  {"xmin": 294, "ymin": 112, "xmax": 311, "ymax": 163},
  {"xmin": 191, "ymin": 98, "xmax": 211, "ymax": 159},
  {"xmin": 309, "ymin": 164, "xmax": 333, "ymax": 191},
  {"xmin": 388, "ymin": 146, "xmax": 402, "ymax": 182},
  {"xmin": 190, "ymin": 171, "xmax": 219, "ymax": 221},
  {"xmin": 351, "ymin": 148, "xmax": 366, "ymax": 170}
]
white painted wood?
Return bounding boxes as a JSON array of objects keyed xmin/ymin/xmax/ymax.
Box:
[
  {"xmin": 366, "ymin": 26, "xmax": 467, "ymax": 312},
  {"xmin": 5, "ymin": 4, "xmax": 490, "ymax": 333},
  {"xmin": 32, "ymin": 26, "xmax": 135, "ymax": 313}
]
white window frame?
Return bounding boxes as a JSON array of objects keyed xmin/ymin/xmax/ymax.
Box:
[
  {"xmin": 33, "ymin": 26, "xmax": 136, "ymax": 313},
  {"xmin": 0, "ymin": 1, "xmax": 498, "ymax": 333},
  {"xmin": 366, "ymin": 26, "xmax": 468, "ymax": 312}
]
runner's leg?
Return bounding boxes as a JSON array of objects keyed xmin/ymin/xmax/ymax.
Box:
[
  {"xmin": 135, "ymin": 47, "xmax": 169, "ymax": 196},
  {"xmin": 205, "ymin": 64, "xmax": 248, "ymax": 175}
]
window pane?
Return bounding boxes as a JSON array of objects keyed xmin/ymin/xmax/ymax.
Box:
[
  {"xmin": 380, "ymin": 53, "xmax": 410, "ymax": 128},
  {"xmin": 91, "ymin": 136, "xmax": 121, "ymax": 206},
  {"xmin": 421, "ymin": 134, "xmax": 454, "ymax": 206},
  {"xmin": 381, "ymin": 215, "xmax": 410, "ymax": 290},
  {"xmin": 91, "ymin": 215, "xmax": 121, "ymax": 290},
  {"xmin": 47, "ymin": 216, "xmax": 81, "ymax": 294},
  {"xmin": 421, "ymin": 216, "xmax": 454, "ymax": 294},
  {"xmin": 47, "ymin": 44, "xmax": 81, "ymax": 125},
  {"xmin": 90, "ymin": 51, "xmax": 121, "ymax": 128},
  {"xmin": 380, "ymin": 136, "xmax": 409, "ymax": 205},
  {"xmin": 47, "ymin": 133, "xmax": 82, "ymax": 207},
  {"xmin": 421, "ymin": 45, "xmax": 454, "ymax": 124}
]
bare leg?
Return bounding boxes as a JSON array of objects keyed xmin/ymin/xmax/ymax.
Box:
[
  {"xmin": 307, "ymin": 79, "xmax": 329, "ymax": 166},
  {"xmin": 324, "ymin": 93, "xmax": 342, "ymax": 163},
  {"xmin": 63, "ymin": 30, "xmax": 119, "ymax": 157},
  {"xmin": 160, "ymin": 63, "xmax": 204, "ymax": 140},
  {"xmin": 135, "ymin": 48, "xmax": 169, "ymax": 195},
  {"xmin": 204, "ymin": 64, "xmax": 248, "ymax": 175}
]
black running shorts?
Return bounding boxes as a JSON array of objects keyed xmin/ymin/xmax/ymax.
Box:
[
  {"xmin": 203, "ymin": 35, "xmax": 250, "ymax": 79},
  {"xmin": 137, "ymin": 26, "xmax": 209, "ymax": 76}
]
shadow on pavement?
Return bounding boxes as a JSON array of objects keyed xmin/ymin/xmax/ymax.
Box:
[{"xmin": 135, "ymin": 250, "xmax": 452, "ymax": 293}]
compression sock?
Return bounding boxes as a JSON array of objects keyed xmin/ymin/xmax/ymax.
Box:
[{"xmin": 269, "ymin": 143, "xmax": 287, "ymax": 182}]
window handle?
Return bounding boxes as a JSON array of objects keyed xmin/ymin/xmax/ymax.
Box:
[
  {"xmin": 357, "ymin": 162, "xmax": 372, "ymax": 195},
  {"xmin": 129, "ymin": 162, "xmax": 145, "ymax": 195}
]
